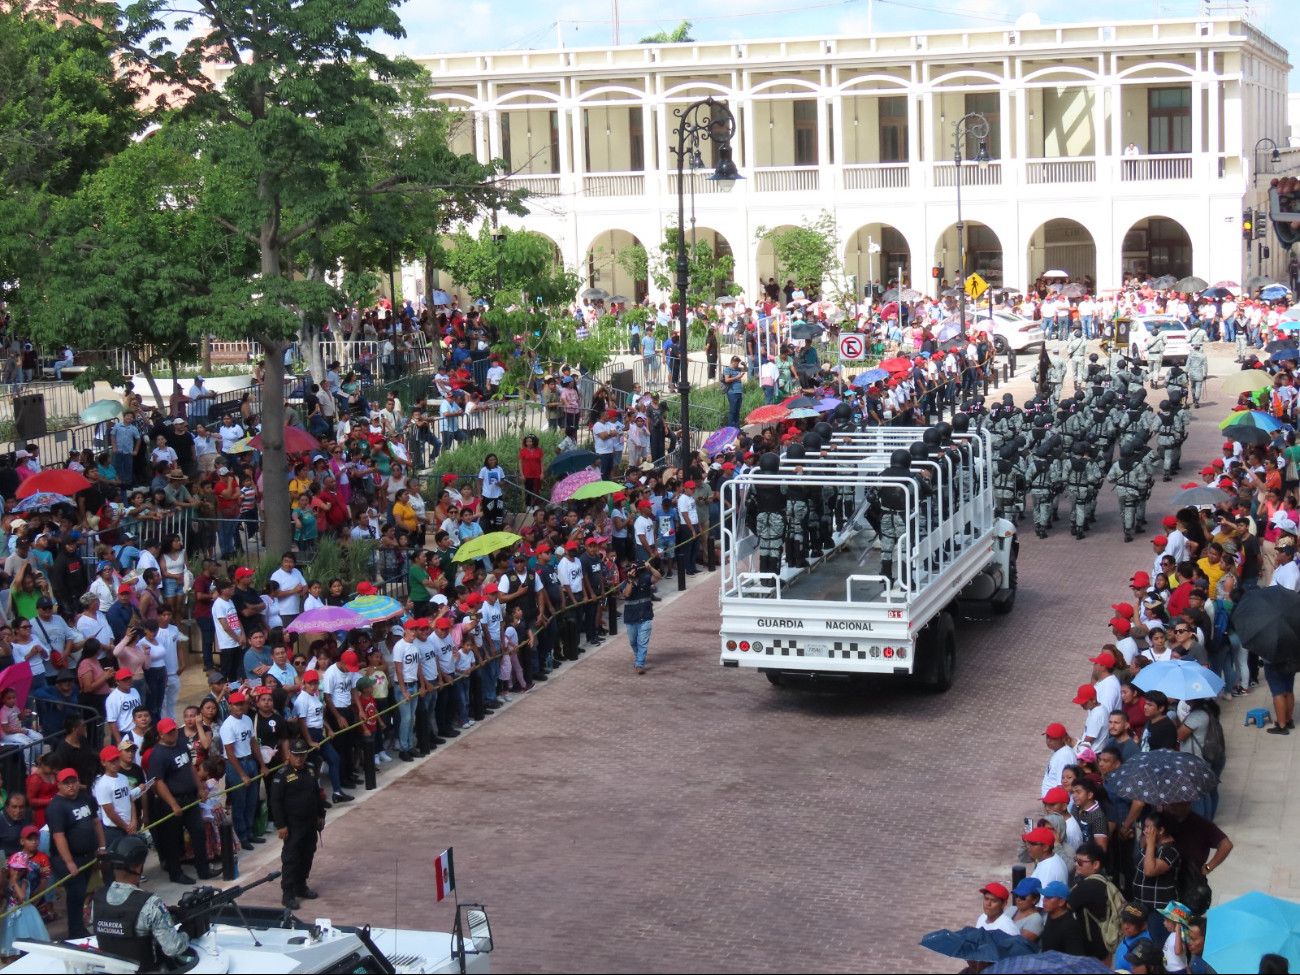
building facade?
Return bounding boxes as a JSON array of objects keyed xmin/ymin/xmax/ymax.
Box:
[{"xmin": 413, "ymin": 17, "xmax": 1294, "ymax": 302}]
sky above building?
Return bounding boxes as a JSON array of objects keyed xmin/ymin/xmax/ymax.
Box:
[{"xmin": 388, "ymin": 0, "xmax": 1297, "ymax": 91}]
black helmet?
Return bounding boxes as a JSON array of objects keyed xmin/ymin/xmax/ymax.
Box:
[
  {"xmin": 1073, "ymin": 389, "xmax": 1086, "ymax": 402},
  {"xmin": 1072, "ymin": 441, "xmax": 1089, "ymax": 455},
  {"xmin": 951, "ymin": 413, "xmax": 970, "ymax": 434},
  {"xmin": 1034, "ymin": 441, "xmax": 1053, "ymax": 459},
  {"xmin": 922, "ymin": 427, "xmax": 943, "ymax": 447},
  {"xmin": 1159, "ymin": 399, "xmax": 1172, "ymax": 412},
  {"xmin": 813, "ymin": 421, "xmax": 834, "ymax": 441},
  {"xmin": 759, "ymin": 452, "xmax": 780, "ymax": 474},
  {"xmin": 801, "ymin": 431, "xmax": 822, "ymax": 452},
  {"xmin": 1120, "ymin": 441, "xmax": 1135, "ymax": 460},
  {"xmin": 908, "ymin": 442, "xmax": 929, "ymax": 461},
  {"xmin": 1002, "ymin": 393, "xmax": 1015, "ymax": 405},
  {"xmin": 107, "ymin": 834, "xmax": 150, "ymax": 871},
  {"xmin": 1101, "ymin": 391, "xmax": 1117, "ymax": 407},
  {"xmin": 935, "ymin": 421, "xmax": 953, "ymax": 444},
  {"xmin": 1169, "ymin": 390, "xmax": 1184, "ymax": 404},
  {"xmin": 785, "ymin": 442, "xmax": 806, "ymax": 460},
  {"xmin": 889, "ymin": 448, "xmax": 911, "ymax": 470},
  {"xmin": 1089, "ymin": 353, "xmax": 1099, "ymax": 362},
  {"xmin": 833, "ymin": 403, "xmax": 852, "ymax": 421},
  {"xmin": 1129, "ymin": 388, "xmax": 1147, "ymax": 406}
]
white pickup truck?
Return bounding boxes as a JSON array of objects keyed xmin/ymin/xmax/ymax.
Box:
[{"xmin": 718, "ymin": 425, "xmax": 1017, "ymax": 690}]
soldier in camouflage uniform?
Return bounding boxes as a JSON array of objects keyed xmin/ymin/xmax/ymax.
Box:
[
  {"xmin": 1145, "ymin": 329, "xmax": 1166, "ymax": 383},
  {"xmin": 1186, "ymin": 342, "xmax": 1209, "ymax": 407},
  {"xmin": 1066, "ymin": 442, "xmax": 1102, "ymax": 539},
  {"xmin": 1171, "ymin": 390, "xmax": 1193, "ymax": 472},
  {"xmin": 745, "ymin": 452, "xmax": 787, "ymax": 581},
  {"xmin": 992, "ymin": 442, "xmax": 1025, "ymax": 522},
  {"xmin": 1107, "ymin": 442, "xmax": 1147, "ymax": 542},
  {"xmin": 1165, "ymin": 363, "xmax": 1189, "ymax": 401},
  {"xmin": 1067, "ymin": 325, "xmax": 1088, "ymax": 388},
  {"xmin": 1155, "ymin": 400, "xmax": 1180, "ymax": 481},
  {"xmin": 1028, "ymin": 441, "xmax": 1062, "ymax": 539},
  {"xmin": 877, "ymin": 448, "xmax": 915, "ymax": 587}
]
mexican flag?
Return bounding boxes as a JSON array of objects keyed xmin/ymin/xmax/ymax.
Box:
[{"xmin": 434, "ymin": 848, "xmax": 456, "ymax": 902}]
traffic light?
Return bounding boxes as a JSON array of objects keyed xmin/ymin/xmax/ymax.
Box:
[
  {"xmin": 1243, "ymin": 209, "xmax": 1254, "ymax": 241},
  {"xmin": 1255, "ymin": 210, "xmax": 1268, "ymax": 240},
  {"xmin": 932, "ymin": 266, "xmax": 943, "ymax": 279},
  {"xmin": 1260, "ymin": 244, "xmax": 1272, "ymax": 262}
]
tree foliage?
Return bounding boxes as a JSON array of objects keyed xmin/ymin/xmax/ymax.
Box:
[
  {"xmin": 639, "ymin": 20, "xmax": 694, "ymax": 44},
  {"xmin": 617, "ymin": 226, "xmax": 738, "ymax": 307},
  {"xmin": 756, "ymin": 211, "xmax": 843, "ymax": 296}
]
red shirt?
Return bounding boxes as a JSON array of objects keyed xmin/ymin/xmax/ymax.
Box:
[
  {"xmin": 360, "ymin": 696, "xmax": 378, "ymax": 734},
  {"xmin": 193, "ymin": 573, "xmax": 214, "ymax": 619},
  {"xmin": 25, "ymin": 771, "xmax": 57, "ymax": 829},
  {"xmin": 1167, "ymin": 581, "xmax": 1193, "ymax": 619},
  {"xmin": 316, "ymin": 489, "xmax": 348, "ymax": 528},
  {"xmin": 1125, "ymin": 697, "xmax": 1147, "ymax": 737},
  {"xmin": 518, "ymin": 447, "xmax": 544, "ymax": 480}
]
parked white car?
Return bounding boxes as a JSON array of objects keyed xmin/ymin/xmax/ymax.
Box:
[
  {"xmin": 1127, "ymin": 316, "xmax": 1190, "ymax": 366},
  {"xmin": 965, "ymin": 309, "xmax": 1047, "ymax": 355}
]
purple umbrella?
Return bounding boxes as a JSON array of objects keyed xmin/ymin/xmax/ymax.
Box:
[
  {"xmin": 286, "ymin": 606, "xmax": 370, "ymax": 634},
  {"xmin": 702, "ymin": 426, "xmax": 740, "ymax": 456},
  {"xmin": 551, "ymin": 469, "xmax": 601, "ymax": 503},
  {"xmin": 815, "ymin": 397, "xmax": 843, "ymax": 412}
]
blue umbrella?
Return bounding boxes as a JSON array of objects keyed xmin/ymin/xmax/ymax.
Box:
[
  {"xmin": 1133, "ymin": 659, "xmax": 1225, "ymax": 700},
  {"xmin": 430, "ymin": 289, "xmax": 452, "ymax": 305},
  {"xmin": 547, "ymin": 449, "xmax": 599, "ymax": 477},
  {"xmin": 1270, "ymin": 348, "xmax": 1300, "ymax": 361},
  {"xmin": 986, "ymin": 952, "xmax": 1111, "ymax": 973},
  {"xmin": 1205, "ymin": 891, "xmax": 1300, "ymax": 974},
  {"xmin": 1261, "ymin": 284, "xmax": 1292, "ymax": 301},
  {"xmin": 853, "ymin": 368, "xmax": 889, "ymax": 387},
  {"xmin": 12, "ymin": 492, "xmax": 73, "ymax": 512},
  {"xmin": 920, "ymin": 927, "xmax": 1039, "ymax": 963}
]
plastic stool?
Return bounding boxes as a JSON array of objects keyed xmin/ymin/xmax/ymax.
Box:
[{"xmin": 1246, "ymin": 708, "xmax": 1272, "ymax": 727}]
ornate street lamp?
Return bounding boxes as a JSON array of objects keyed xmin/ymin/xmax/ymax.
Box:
[{"xmin": 952, "ymin": 112, "xmax": 990, "ymax": 335}]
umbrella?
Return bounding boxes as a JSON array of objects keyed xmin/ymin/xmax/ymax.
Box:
[
  {"xmin": 546, "ymin": 449, "xmax": 599, "ymax": 477},
  {"xmin": 286, "ymin": 606, "xmax": 370, "ymax": 634},
  {"xmin": 702, "ymin": 427, "xmax": 740, "ymax": 456},
  {"xmin": 12, "ymin": 492, "xmax": 72, "ymax": 512},
  {"xmin": 716, "ymin": 295, "xmax": 737, "ymax": 305},
  {"xmin": 1152, "ymin": 274, "xmax": 1178, "ymax": 290},
  {"xmin": 343, "ymin": 593, "xmax": 405, "ymax": 623},
  {"xmin": 1043, "ymin": 269, "xmax": 1070, "ymax": 278},
  {"xmin": 788, "ymin": 322, "xmax": 822, "ymax": 340},
  {"xmin": 1270, "ymin": 348, "xmax": 1300, "ymax": 361},
  {"xmin": 581, "ymin": 287, "xmax": 610, "ymax": 302},
  {"xmin": 1233, "ymin": 586, "xmax": 1300, "ymax": 664},
  {"xmin": 824, "ymin": 308, "xmax": 846, "ymax": 324},
  {"xmin": 1223, "ymin": 371, "xmax": 1277, "ymax": 397},
  {"xmin": 881, "ymin": 288, "xmax": 900, "ymax": 302},
  {"xmin": 897, "ymin": 288, "xmax": 923, "ymax": 302},
  {"xmin": 16, "ymin": 469, "xmax": 91, "ymax": 499},
  {"xmin": 1134, "ymin": 659, "xmax": 1226, "ymax": 701},
  {"xmin": 474, "ymin": 298, "xmax": 489, "ymax": 308},
  {"xmin": 853, "ymin": 368, "xmax": 889, "ymax": 387},
  {"xmin": 1224, "ymin": 424, "xmax": 1272, "ymax": 446},
  {"xmin": 1060, "ymin": 283, "xmax": 1087, "ymax": 298},
  {"xmin": 786, "ymin": 298, "xmax": 810, "ymax": 308},
  {"xmin": 0, "ymin": 661, "xmax": 33, "ymax": 710},
  {"xmin": 920, "ymin": 926, "xmax": 1039, "ymax": 963},
  {"xmin": 786, "ymin": 408, "xmax": 820, "ymax": 419},
  {"xmin": 1205, "ymin": 890, "xmax": 1300, "ymax": 975},
  {"xmin": 1246, "ymin": 275, "xmax": 1283, "ymax": 292},
  {"xmin": 223, "ymin": 436, "xmax": 254, "ymax": 454},
  {"xmin": 453, "ymin": 531, "xmax": 523, "ymax": 562},
  {"xmin": 940, "ymin": 287, "xmax": 963, "ymax": 297},
  {"xmin": 1276, "ymin": 319, "xmax": 1300, "ymax": 332},
  {"xmin": 879, "ymin": 357, "xmax": 914, "ymax": 373},
  {"xmin": 1108, "ymin": 750, "xmax": 1218, "ymax": 804},
  {"xmin": 986, "ymin": 952, "xmax": 1110, "ymax": 974},
  {"xmin": 815, "ymin": 397, "xmax": 843, "ymax": 412},
  {"xmin": 1221, "ymin": 410, "xmax": 1284, "ymax": 432},
  {"xmin": 782, "ymin": 396, "xmax": 818, "ymax": 409},
  {"xmin": 569, "ymin": 480, "xmax": 623, "ymax": 502},
  {"xmin": 1175, "ymin": 275, "xmax": 1210, "ymax": 293},
  {"xmin": 550, "ymin": 469, "xmax": 601, "ymax": 504},
  {"xmin": 1214, "ymin": 279, "xmax": 1241, "ymax": 290},
  {"xmin": 430, "ymin": 289, "xmax": 452, "ymax": 306},
  {"xmin": 79, "ymin": 400, "xmax": 123, "ymax": 425},
  {"xmin": 1169, "ymin": 485, "xmax": 1234, "ymax": 506},
  {"xmin": 745, "ymin": 404, "xmax": 790, "ymax": 424},
  {"xmin": 1262, "ymin": 283, "xmax": 1293, "ymax": 299},
  {"xmin": 1281, "ymin": 305, "xmax": 1300, "ymax": 321},
  {"xmin": 1266, "ymin": 337, "xmax": 1299, "ymax": 350},
  {"xmin": 607, "ymin": 294, "xmax": 630, "ymax": 304},
  {"xmin": 247, "ymin": 425, "xmax": 321, "ymax": 454}
]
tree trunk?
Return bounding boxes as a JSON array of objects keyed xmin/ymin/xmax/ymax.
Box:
[
  {"xmin": 135, "ymin": 355, "xmax": 165, "ymax": 414},
  {"xmin": 201, "ymin": 334, "xmax": 212, "ymax": 373},
  {"xmin": 258, "ymin": 337, "xmax": 292, "ymax": 555},
  {"xmin": 298, "ymin": 262, "xmax": 328, "ymax": 385},
  {"xmin": 423, "ymin": 251, "xmax": 441, "ymax": 366}
]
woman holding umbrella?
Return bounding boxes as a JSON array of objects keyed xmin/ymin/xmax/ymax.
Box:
[{"xmin": 1133, "ymin": 811, "xmax": 1182, "ymax": 944}]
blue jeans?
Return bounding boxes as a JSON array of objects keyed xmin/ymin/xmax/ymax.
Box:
[
  {"xmin": 763, "ymin": 385, "xmax": 776, "ymax": 404},
  {"xmin": 145, "ymin": 667, "xmax": 166, "ymax": 723},
  {"xmin": 198, "ymin": 617, "xmax": 215, "ymax": 670},
  {"xmin": 626, "ymin": 620, "xmax": 652, "ymax": 668},
  {"xmin": 482, "ymin": 657, "xmax": 499, "ymax": 703},
  {"xmin": 113, "ymin": 452, "xmax": 133, "ymax": 489},
  {"xmin": 398, "ymin": 683, "xmax": 418, "ymax": 752},
  {"xmin": 727, "ymin": 395, "xmax": 743, "ymax": 429},
  {"xmin": 454, "ymin": 677, "xmax": 470, "ymax": 722},
  {"xmin": 225, "ymin": 756, "xmax": 259, "ymax": 844},
  {"xmin": 218, "ymin": 519, "xmax": 240, "ymax": 559},
  {"xmin": 306, "ymin": 726, "xmax": 343, "ymax": 795}
]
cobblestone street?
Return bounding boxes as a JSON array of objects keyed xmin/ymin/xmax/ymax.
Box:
[{"xmin": 224, "ymin": 353, "xmax": 1247, "ymax": 973}]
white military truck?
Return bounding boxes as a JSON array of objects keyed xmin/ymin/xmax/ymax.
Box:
[{"xmin": 718, "ymin": 424, "xmax": 1017, "ymax": 690}]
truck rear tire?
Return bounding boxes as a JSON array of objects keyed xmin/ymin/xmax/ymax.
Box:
[
  {"xmin": 917, "ymin": 612, "xmax": 956, "ymax": 693},
  {"xmin": 993, "ymin": 542, "xmax": 1018, "ymax": 615},
  {"xmin": 765, "ymin": 672, "xmax": 785, "ymax": 687}
]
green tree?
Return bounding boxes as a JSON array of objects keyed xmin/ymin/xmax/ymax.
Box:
[
  {"xmin": 624, "ymin": 227, "xmax": 738, "ymax": 308},
  {"xmin": 756, "ymin": 211, "xmax": 843, "ymax": 298},
  {"xmin": 439, "ymin": 224, "xmax": 566, "ymax": 304},
  {"xmin": 639, "ymin": 20, "xmax": 693, "ymax": 43}
]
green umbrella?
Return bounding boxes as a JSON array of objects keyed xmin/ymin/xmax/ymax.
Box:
[
  {"xmin": 79, "ymin": 400, "xmax": 124, "ymax": 424},
  {"xmin": 570, "ymin": 480, "xmax": 623, "ymax": 502},
  {"xmin": 453, "ymin": 531, "xmax": 522, "ymax": 563}
]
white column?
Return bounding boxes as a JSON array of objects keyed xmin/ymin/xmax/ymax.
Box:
[
  {"xmin": 557, "ymin": 81, "xmax": 572, "ymax": 190},
  {"xmin": 1207, "ymin": 78, "xmax": 1221, "ymax": 176},
  {"xmin": 907, "ymin": 89, "xmax": 921, "ymax": 180},
  {"xmin": 1191, "ymin": 79, "xmax": 1204, "ymax": 177},
  {"xmin": 922, "ymin": 91, "xmax": 936, "ymax": 186}
]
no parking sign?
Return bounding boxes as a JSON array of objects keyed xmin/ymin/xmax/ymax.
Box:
[{"xmin": 838, "ymin": 333, "xmax": 867, "ymax": 361}]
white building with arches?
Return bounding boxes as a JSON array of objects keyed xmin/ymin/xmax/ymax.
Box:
[{"xmin": 411, "ymin": 16, "xmax": 1294, "ymax": 301}]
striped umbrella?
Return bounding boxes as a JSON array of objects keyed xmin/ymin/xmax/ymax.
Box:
[
  {"xmin": 12, "ymin": 492, "xmax": 72, "ymax": 512},
  {"xmin": 286, "ymin": 606, "xmax": 370, "ymax": 633},
  {"xmin": 343, "ymin": 593, "xmax": 405, "ymax": 623},
  {"xmin": 551, "ymin": 469, "xmax": 601, "ymax": 503}
]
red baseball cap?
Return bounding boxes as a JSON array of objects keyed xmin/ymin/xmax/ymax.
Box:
[
  {"xmin": 434, "ymin": 618, "xmax": 452, "ymax": 630},
  {"xmin": 1153, "ymin": 535, "xmax": 1169, "ymax": 546},
  {"xmin": 1130, "ymin": 571, "xmax": 1151, "ymax": 588},
  {"xmin": 302, "ymin": 670, "xmax": 320, "ymax": 683},
  {"xmin": 1211, "ymin": 459, "xmax": 1224, "ymax": 469},
  {"xmin": 1041, "ymin": 786, "xmax": 1070, "ymax": 804},
  {"xmin": 234, "ymin": 567, "xmax": 255, "ymax": 580},
  {"xmin": 1200, "ymin": 466, "xmax": 1216, "ymax": 476},
  {"xmin": 1073, "ymin": 684, "xmax": 1098, "ymax": 705},
  {"xmin": 114, "ymin": 668, "xmax": 133, "ymax": 681},
  {"xmin": 722, "ymin": 463, "xmax": 735, "ymax": 471},
  {"xmin": 1110, "ymin": 617, "xmax": 1132, "ymax": 634},
  {"xmin": 340, "ymin": 649, "xmax": 360, "ymax": 672},
  {"xmin": 115, "ymin": 582, "xmax": 135, "ymax": 595},
  {"xmin": 613, "ymin": 492, "xmax": 626, "ymax": 501},
  {"xmin": 1022, "ymin": 826, "xmax": 1058, "ymax": 845},
  {"xmin": 414, "ymin": 618, "xmax": 430, "ymax": 628},
  {"xmin": 1044, "ymin": 722, "xmax": 1068, "ymax": 739},
  {"xmin": 99, "ymin": 746, "xmax": 120, "ymax": 762},
  {"xmin": 979, "ymin": 882, "xmax": 1009, "ymax": 900},
  {"xmin": 403, "ymin": 619, "xmax": 420, "ymax": 630},
  {"xmin": 1161, "ymin": 515, "xmax": 1178, "ymax": 528},
  {"xmin": 56, "ymin": 768, "xmax": 79, "ymax": 782},
  {"xmin": 442, "ymin": 473, "xmax": 458, "ymax": 483},
  {"xmin": 356, "ymin": 581, "xmax": 377, "ymax": 595},
  {"xmin": 156, "ymin": 718, "xmax": 178, "ymax": 734},
  {"xmin": 535, "ymin": 543, "xmax": 552, "ymax": 553},
  {"xmin": 1110, "ymin": 603, "xmax": 1134, "ymax": 618},
  {"xmin": 1223, "ymin": 441, "xmax": 1235, "ymax": 450},
  {"xmin": 564, "ymin": 541, "xmax": 579, "ymax": 551},
  {"xmin": 1089, "ymin": 651, "xmax": 1117, "ymax": 668},
  {"xmin": 684, "ymin": 480, "xmax": 697, "ymax": 489},
  {"xmin": 227, "ymin": 691, "xmax": 246, "ymax": 703},
  {"xmin": 466, "ymin": 593, "xmax": 483, "ymax": 606},
  {"xmin": 482, "ymin": 583, "xmax": 499, "ymax": 595},
  {"xmin": 638, "ymin": 501, "xmax": 652, "ymax": 510}
]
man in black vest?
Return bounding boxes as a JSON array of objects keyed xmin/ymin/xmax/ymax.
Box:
[{"xmin": 92, "ymin": 834, "xmax": 190, "ymax": 967}]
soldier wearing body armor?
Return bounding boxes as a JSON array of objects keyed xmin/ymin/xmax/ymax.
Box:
[
  {"xmin": 92, "ymin": 835, "xmax": 191, "ymax": 969},
  {"xmin": 1165, "ymin": 362, "xmax": 1189, "ymax": 400},
  {"xmin": 993, "ymin": 442, "xmax": 1026, "ymax": 521},
  {"xmin": 783, "ymin": 443, "xmax": 811, "ymax": 568},
  {"xmin": 1171, "ymin": 390, "xmax": 1192, "ymax": 471},
  {"xmin": 1188, "ymin": 322, "xmax": 1209, "ymax": 348},
  {"xmin": 1066, "ymin": 442, "xmax": 1102, "ymax": 539},
  {"xmin": 1145, "ymin": 329, "xmax": 1167, "ymax": 381},
  {"xmin": 1067, "ymin": 325, "xmax": 1088, "ymax": 387},
  {"xmin": 814, "ymin": 423, "xmax": 840, "ymax": 550},
  {"xmin": 1156, "ymin": 399, "xmax": 1180, "ymax": 481},
  {"xmin": 1028, "ymin": 440, "xmax": 1064, "ymax": 539},
  {"xmin": 1108, "ymin": 441, "xmax": 1149, "ymax": 542},
  {"xmin": 877, "ymin": 448, "xmax": 915, "ymax": 588},
  {"xmin": 1084, "ymin": 399, "xmax": 1117, "ymax": 470},
  {"xmin": 1186, "ymin": 343, "xmax": 1209, "ymax": 407},
  {"xmin": 1086, "ymin": 353, "xmax": 1109, "ymax": 391},
  {"xmin": 745, "ymin": 451, "xmax": 787, "ymax": 580},
  {"xmin": 1132, "ymin": 439, "xmax": 1158, "ymax": 531}
]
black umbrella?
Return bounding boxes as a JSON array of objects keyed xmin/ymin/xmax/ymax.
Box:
[
  {"xmin": 1175, "ymin": 275, "xmax": 1210, "ymax": 293},
  {"xmin": 920, "ymin": 927, "xmax": 1040, "ymax": 963},
  {"xmin": 788, "ymin": 322, "xmax": 823, "ymax": 340},
  {"xmin": 1109, "ymin": 750, "xmax": 1218, "ymax": 804},
  {"xmin": 1202, "ymin": 286, "xmax": 1235, "ymax": 300},
  {"xmin": 1060, "ymin": 283, "xmax": 1087, "ymax": 298},
  {"xmin": 1232, "ymin": 586, "xmax": 1300, "ymax": 664},
  {"xmin": 1265, "ymin": 339, "xmax": 1298, "ymax": 353},
  {"xmin": 783, "ymin": 396, "xmax": 818, "ymax": 409},
  {"xmin": 1152, "ymin": 274, "xmax": 1178, "ymax": 290},
  {"xmin": 546, "ymin": 449, "xmax": 599, "ymax": 476},
  {"xmin": 1245, "ymin": 274, "xmax": 1283, "ymax": 293},
  {"xmin": 1225, "ymin": 425, "xmax": 1271, "ymax": 446}
]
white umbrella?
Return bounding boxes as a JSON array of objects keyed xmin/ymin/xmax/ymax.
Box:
[
  {"xmin": 787, "ymin": 298, "xmax": 810, "ymax": 308},
  {"xmin": 1043, "ymin": 269, "xmax": 1070, "ymax": 278},
  {"xmin": 581, "ymin": 287, "xmax": 610, "ymax": 302}
]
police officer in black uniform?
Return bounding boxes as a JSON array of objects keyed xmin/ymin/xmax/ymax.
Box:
[
  {"xmin": 269, "ymin": 737, "xmax": 328, "ymax": 909},
  {"xmin": 92, "ymin": 834, "xmax": 191, "ymax": 967}
]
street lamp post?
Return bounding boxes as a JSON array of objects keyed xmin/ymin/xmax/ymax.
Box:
[
  {"xmin": 951, "ymin": 112, "xmax": 991, "ymax": 346},
  {"xmin": 671, "ymin": 96, "xmax": 741, "ymax": 481},
  {"xmin": 1253, "ymin": 137, "xmax": 1282, "ymax": 188}
]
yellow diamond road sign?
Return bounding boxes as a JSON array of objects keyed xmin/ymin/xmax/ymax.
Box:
[{"xmin": 965, "ymin": 273, "xmax": 988, "ymax": 300}]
